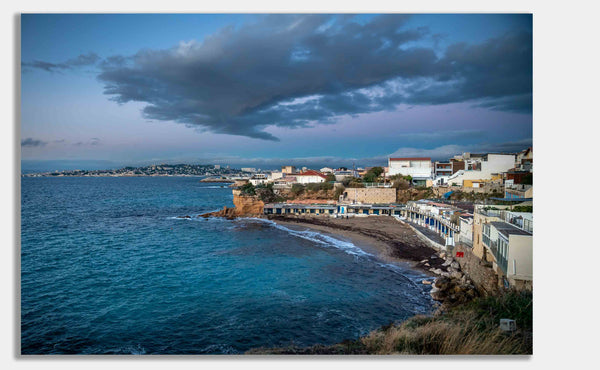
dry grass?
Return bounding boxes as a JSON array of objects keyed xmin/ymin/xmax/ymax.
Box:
[
  {"xmin": 361, "ymin": 314, "xmax": 528, "ymax": 354},
  {"xmin": 246, "ymin": 290, "xmax": 532, "ymax": 355}
]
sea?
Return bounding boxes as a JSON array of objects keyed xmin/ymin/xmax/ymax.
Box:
[{"xmin": 21, "ymin": 176, "xmax": 434, "ymax": 354}]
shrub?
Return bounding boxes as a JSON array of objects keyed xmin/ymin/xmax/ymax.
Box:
[
  {"xmin": 291, "ymin": 183, "xmax": 305, "ymax": 195},
  {"xmin": 239, "ymin": 182, "xmax": 256, "ymax": 195}
]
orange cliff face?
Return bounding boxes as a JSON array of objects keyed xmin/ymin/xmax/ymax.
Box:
[
  {"xmin": 201, "ymin": 189, "xmax": 264, "ymax": 219},
  {"xmin": 231, "ymin": 189, "xmax": 265, "ymax": 216}
]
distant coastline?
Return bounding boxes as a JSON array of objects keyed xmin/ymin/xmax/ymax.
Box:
[{"xmin": 21, "ymin": 163, "xmax": 243, "ymax": 178}]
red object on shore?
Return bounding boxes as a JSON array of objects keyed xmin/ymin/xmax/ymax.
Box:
[{"xmin": 456, "ymin": 252, "xmax": 464, "ymax": 258}]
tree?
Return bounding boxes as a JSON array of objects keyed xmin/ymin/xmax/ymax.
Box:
[
  {"xmin": 239, "ymin": 182, "xmax": 256, "ymax": 195},
  {"xmin": 257, "ymin": 183, "xmax": 278, "ymax": 203},
  {"xmin": 325, "ymin": 173, "xmax": 336, "ymax": 182},
  {"xmin": 363, "ymin": 166, "xmax": 384, "ymax": 183}
]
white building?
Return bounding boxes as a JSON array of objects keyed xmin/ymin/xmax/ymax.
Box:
[
  {"xmin": 241, "ymin": 167, "xmax": 257, "ymax": 173},
  {"xmin": 388, "ymin": 157, "xmax": 433, "ymax": 184},
  {"xmin": 249, "ymin": 173, "xmax": 269, "ymax": 186},
  {"xmin": 459, "ymin": 214, "xmax": 474, "ymax": 246},
  {"xmin": 294, "ymin": 170, "xmax": 327, "ymax": 184},
  {"xmin": 320, "ymin": 167, "xmax": 334, "ymax": 174},
  {"xmin": 446, "ymin": 153, "xmax": 515, "ymax": 186},
  {"xmin": 268, "ymin": 171, "xmax": 284, "ymax": 182},
  {"xmin": 483, "ymin": 221, "xmax": 532, "ymax": 290}
]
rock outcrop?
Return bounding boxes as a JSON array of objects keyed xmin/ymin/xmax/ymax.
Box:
[
  {"xmin": 200, "ymin": 190, "xmax": 264, "ymax": 219},
  {"xmin": 430, "ymin": 276, "xmax": 479, "ymax": 306}
]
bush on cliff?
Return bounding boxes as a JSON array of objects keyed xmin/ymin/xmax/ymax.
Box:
[
  {"xmin": 256, "ymin": 183, "xmax": 284, "ymax": 203},
  {"xmin": 306, "ymin": 182, "xmax": 333, "ymax": 192},
  {"xmin": 239, "ymin": 182, "xmax": 256, "ymax": 195},
  {"xmin": 291, "ymin": 183, "xmax": 305, "ymax": 195}
]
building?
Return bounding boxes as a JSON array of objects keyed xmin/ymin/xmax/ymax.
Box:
[
  {"xmin": 388, "ymin": 158, "xmax": 433, "ymax": 186},
  {"xmin": 445, "ymin": 153, "xmax": 515, "ymax": 186},
  {"xmin": 482, "ymin": 221, "xmax": 532, "ymax": 290},
  {"xmin": 268, "ymin": 171, "xmax": 284, "ymax": 182},
  {"xmin": 241, "ymin": 167, "xmax": 257, "ymax": 173},
  {"xmin": 434, "ymin": 161, "xmax": 453, "ymax": 178},
  {"xmin": 340, "ymin": 187, "xmax": 396, "ymax": 204},
  {"xmin": 504, "ymin": 184, "xmax": 533, "ymax": 200},
  {"xmin": 294, "ymin": 170, "xmax": 327, "ymax": 184},
  {"xmin": 459, "ymin": 214, "xmax": 474, "ymax": 246},
  {"xmin": 473, "ymin": 204, "xmax": 533, "ymax": 261},
  {"xmin": 450, "ymin": 159, "xmax": 465, "ymax": 174},
  {"xmin": 319, "ymin": 167, "xmax": 334, "ymax": 174},
  {"xmin": 273, "ymin": 176, "xmax": 296, "ymax": 189},
  {"xmin": 264, "ymin": 202, "xmax": 404, "ymax": 216},
  {"xmin": 281, "ymin": 166, "xmax": 296, "ymax": 174},
  {"xmin": 213, "ymin": 164, "xmax": 221, "ymax": 170},
  {"xmin": 249, "ymin": 173, "xmax": 269, "ymax": 186},
  {"xmin": 388, "ymin": 158, "xmax": 433, "ymax": 183},
  {"xmin": 515, "ymin": 147, "xmax": 533, "ymax": 171},
  {"xmin": 334, "ymin": 169, "xmax": 358, "ymax": 181},
  {"xmin": 403, "ymin": 200, "xmax": 462, "ymax": 247}
]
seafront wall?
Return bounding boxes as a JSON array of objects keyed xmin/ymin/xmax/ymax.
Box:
[
  {"xmin": 453, "ymin": 244, "xmax": 499, "ymax": 296},
  {"xmin": 342, "ymin": 188, "xmax": 397, "ymax": 204}
]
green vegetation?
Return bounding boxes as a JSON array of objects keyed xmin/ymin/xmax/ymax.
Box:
[
  {"xmin": 512, "ymin": 205, "xmax": 533, "ymax": 212},
  {"xmin": 239, "ymin": 182, "xmax": 256, "ymax": 195},
  {"xmin": 306, "ymin": 182, "xmax": 333, "ymax": 191},
  {"xmin": 391, "ymin": 178, "xmax": 410, "ymax": 190},
  {"xmin": 342, "ymin": 176, "xmax": 365, "ymax": 188},
  {"xmin": 334, "ymin": 186, "xmax": 345, "ymax": 200},
  {"xmin": 521, "ymin": 173, "xmax": 532, "ymax": 185},
  {"xmin": 255, "ymin": 183, "xmax": 285, "ymax": 203},
  {"xmin": 325, "ymin": 173, "xmax": 336, "ymax": 182},
  {"xmin": 248, "ymin": 290, "xmax": 532, "ymax": 355},
  {"xmin": 291, "ymin": 183, "xmax": 305, "ymax": 195},
  {"xmin": 362, "ymin": 167, "xmax": 384, "ymax": 183},
  {"xmin": 449, "ymin": 190, "xmax": 503, "ymax": 202}
]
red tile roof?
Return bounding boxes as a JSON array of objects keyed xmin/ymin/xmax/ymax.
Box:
[
  {"xmin": 389, "ymin": 157, "xmax": 431, "ymax": 161},
  {"xmin": 294, "ymin": 170, "xmax": 328, "ymax": 179}
]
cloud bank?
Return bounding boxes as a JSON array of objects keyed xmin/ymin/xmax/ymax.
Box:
[
  {"xmin": 22, "ymin": 52, "xmax": 100, "ymax": 73},
  {"xmin": 24, "ymin": 15, "xmax": 532, "ymax": 141}
]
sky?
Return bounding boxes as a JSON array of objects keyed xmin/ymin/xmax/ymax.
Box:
[{"xmin": 20, "ymin": 13, "xmax": 532, "ymax": 171}]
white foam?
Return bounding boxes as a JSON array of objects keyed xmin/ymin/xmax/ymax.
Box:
[{"xmin": 240, "ymin": 218, "xmax": 373, "ymax": 258}]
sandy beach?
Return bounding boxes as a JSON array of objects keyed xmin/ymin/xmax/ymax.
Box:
[{"xmin": 265, "ymin": 214, "xmax": 448, "ymax": 275}]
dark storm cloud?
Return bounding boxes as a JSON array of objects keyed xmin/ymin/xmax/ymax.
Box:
[
  {"xmin": 21, "ymin": 138, "xmax": 47, "ymax": 147},
  {"xmin": 22, "ymin": 52, "xmax": 100, "ymax": 73},
  {"xmin": 34, "ymin": 15, "xmax": 531, "ymax": 140}
]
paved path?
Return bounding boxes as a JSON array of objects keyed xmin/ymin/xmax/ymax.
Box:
[{"xmin": 410, "ymin": 222, "xmax": 446, "ymax": 246}]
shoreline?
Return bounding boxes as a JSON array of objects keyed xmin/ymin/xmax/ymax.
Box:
[{"xmin": 264, "ymin": 214, "xmax": 450, "ymax": 276}]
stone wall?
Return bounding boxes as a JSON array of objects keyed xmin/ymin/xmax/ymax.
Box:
[
  {"xmin": 343, "ymin": 187, "xmax": 396, "ymax": 204},
  {"xmin": 453, "ymin": 244, "xmax": 500, "ymax": 296}
]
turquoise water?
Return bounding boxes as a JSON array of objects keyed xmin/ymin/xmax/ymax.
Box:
[{"xmin": 21, "ymin": 177, "xmax": 433, "ymax": 354}]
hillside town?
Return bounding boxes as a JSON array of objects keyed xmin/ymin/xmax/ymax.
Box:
[{"xmin": 232, "ymin": 148, "xmax": 533, "ymax": 293}]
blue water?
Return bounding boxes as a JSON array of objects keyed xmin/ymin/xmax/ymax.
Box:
[{"xmin": 21, "ymin": 177, "xmax": 433, "ymax": 354}]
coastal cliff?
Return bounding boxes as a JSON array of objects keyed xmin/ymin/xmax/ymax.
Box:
[{"xmin": 201, "ymin": 189, "xmax": 264, "ymax": 218}]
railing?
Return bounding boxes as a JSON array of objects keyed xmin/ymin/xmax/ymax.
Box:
[
  {"xmin": 363, "ymin": 182, "xmax": 392, "ymax": 188},
  {"xmin": 405, "ymin": 206, "xmax": 460, "ymax": 232},
  {"xmin": 488, "ymin": 239, "xmax": 508, "ymax": 274},
  {"xmin": 482, "ymin": 233, "xmax": 491, "ymax": 247}
]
